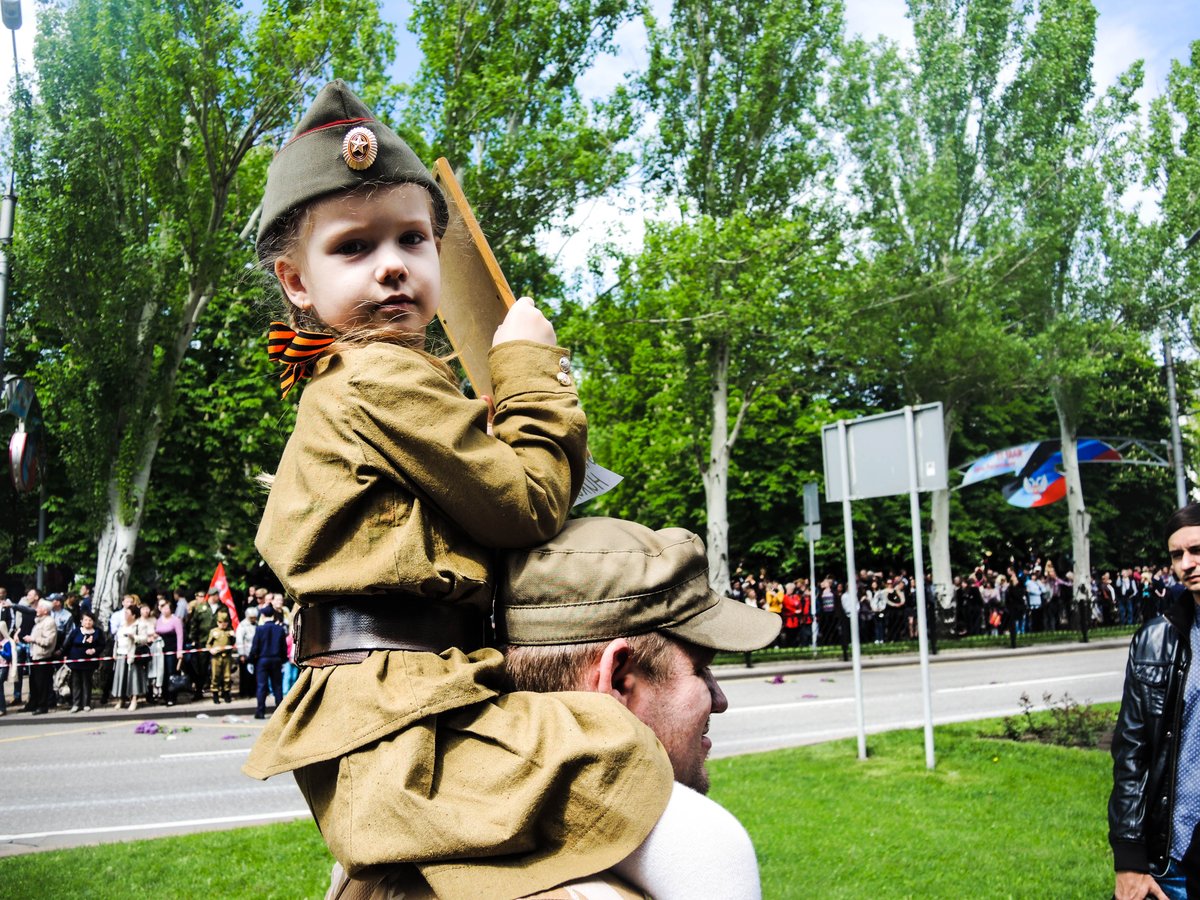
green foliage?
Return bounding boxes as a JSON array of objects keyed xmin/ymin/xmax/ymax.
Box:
[
  {"xmin": 0, "ymin": 817, "xmax": 334, "ymax": 898},
  {"xmin": 4, "ymin": 0, "xmax": 392, "ymax": 595},
  {"xmin": 405, "ymin": 0, "xmax": 638, "ymax": 296},
  {"xmin": 712, "ymin": 719, "xmax": 1114, "ymax": 898}
]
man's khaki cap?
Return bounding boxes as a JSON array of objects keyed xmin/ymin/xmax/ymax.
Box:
[
  {"xmin": 500, "ymin": 517, "xmax": 782, "ymax": 652},
  {"xmin": 257, "ymin": 80, "xmax": 447, "ymax": 249}
]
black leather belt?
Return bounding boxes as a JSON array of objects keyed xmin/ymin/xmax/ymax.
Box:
[{"xmin": 294, "ymin": 599, "xmax": 487, "ymax": 667}]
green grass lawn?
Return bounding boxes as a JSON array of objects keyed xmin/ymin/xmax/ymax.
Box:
[{"xmin": 0, "ymin": 718, "xmax": 1116, "ymax": 899}]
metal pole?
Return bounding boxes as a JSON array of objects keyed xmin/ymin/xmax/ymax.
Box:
[
  {"xmin": 905, "ymin": 406, "xmax": 936, "ymax": 769},
  {"xmin": 35, "ymin": 475, "xmax": 45, "ymax": 591},
  {"xmin": 0, "ymin": 173, "xmax": 13, "ymax": 384},
  {"xmin": 1164, "ymin": 334, "xmax": 1187, "ymax": 508},
  {"xmin": 808, "ymin": 536, "xmax": 817, "ymax": 652},
  {"xmin": 838, "ymin": 420, "xmax": 867, "ymax": 760}
]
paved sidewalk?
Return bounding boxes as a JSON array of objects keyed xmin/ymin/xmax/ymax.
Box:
[
  {"xmin": 716, "ymin": 635, "xmax": 1130, "ymax": 681},
  {"xmin": 0, "ymin": 693, "xmax": 267, "ymax": 724}
]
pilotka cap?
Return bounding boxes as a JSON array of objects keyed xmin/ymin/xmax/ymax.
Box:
[
  {"xmin": 257, "ymin": 80, "xmax": 448, "ymax": 250},
  {"xmin": 500, "ymin": 517, "xmax": 782, "ymax": 652}
]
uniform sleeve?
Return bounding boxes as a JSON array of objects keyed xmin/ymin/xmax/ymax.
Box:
[{"xmin": 346, "ymin": 342, "xmax": 587, "ymax": 548}]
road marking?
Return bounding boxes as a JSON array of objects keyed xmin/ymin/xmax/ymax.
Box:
[
  {"xmin": 936, "ymin": 671, "xmax": 1119, "ymax": 694},
  {"xmin": 0, "ymin": 725, "xmax": 109, "ymax": 744},
  {"xmin": 0, "ymin": 809, "xmax": 310, "ymax": 842},
  {"xmin": 722, "ymin": 697, "xmax": 855, "ymax": 715},
  {"xmin": 161, "ymin": 748, "xmax": 250, "ymax": 760}
]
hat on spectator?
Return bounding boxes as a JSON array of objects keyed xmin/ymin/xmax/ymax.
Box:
[
  {"xmin": 499, "ymin": 517, "xmax": 781, "ymax": 652},
  {"xmin": 246, "ymin": 606, "xmax": 259, "ymax": 618}
]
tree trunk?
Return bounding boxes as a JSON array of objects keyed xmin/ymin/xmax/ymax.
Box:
[
  {"xmin": 703, "ymin": 340, "xmax": 731, "ymax": 592},
  {"xmin": 1054, "ymin": 391, "xmax": 1090, "ymax": 603},
  {"xmin": 928, "ymin": 407, "xmax": 957, "ymax": 609},
  {"xmin": 93, "ymin": 427, "xmax": 160, "ymax": 625}
]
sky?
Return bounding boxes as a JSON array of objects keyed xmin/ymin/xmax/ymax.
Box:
[{"xmin": 5, "ymin": 0, "xmax": 1197, "ymax": 285}]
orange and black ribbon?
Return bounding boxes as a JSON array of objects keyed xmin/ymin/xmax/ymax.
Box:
[{"xmin": 267, "ymin": 322, "xmax": 336, "ymax": 397}]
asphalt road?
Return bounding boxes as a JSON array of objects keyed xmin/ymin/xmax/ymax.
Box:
[{"xmin": 0, "ymin": 640, "xmax": 1130, "ymax": 856}]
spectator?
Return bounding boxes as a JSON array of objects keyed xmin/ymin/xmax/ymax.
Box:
[
  {"xmin": 869, "ymin": 578, "xmax": 887, "ymax": 644},
  {"xmin": 98, "ymin": 594, "xmax": 133, "ymax": 706},
  {"xmin": 0, "ymin": 619, "xmax": 13, "ymax": 717},
  {"xmin": 248, "ymin": 604, "xmax": 287, "ymax": 720},
  {"xmin": 25, "ymin": 599, "xmax": 57, "ymax": 715},
  {"xmin": 10, "ymin": 590, "xmax": 38, "ymax": 707},
  {"xmin": 138, "ymin": 602, "xmax": 162, "ymax": 702},
  {"xmin": 236, "ymin": 606, "xmax": 259, "ymax": 698},
  {"xmin": 206, "ymin": 608, "xmax": 236, "ymax": 704},
  {"xmin": 155, "ymin": 596, "xmax": 184, "ymax": 706},
  {"xmin": 187, "ymin": 587, "xmax": 221, "ymax": 700},
  {"xmin": 1005, "ymin": 572, "xmax": 1026, "ymax": 646},
  {"xmin": 64, "ymin": 611, "xmax": 100, "ymax": 712},
  {"xmin": 1025, "ymin": 570, "xmax": 1045, "ymax": 633},
  {"xmin": 172, "ymin": 588, "xmax": 190, "ymax": 624},
  {"xmin": 111, "ymin": 605, "xmax": 147, "ymax": 711},
  {"xmin": 1115, "ymin": 568, "xmax": 1138, "ymax": 627},
  {"xmin": 885, "ymin": 578, "xmax": 906, "ymax": 642},
  {"xmin": 781, "ymin": 583, "xmax": 803, "ymax": 648}
]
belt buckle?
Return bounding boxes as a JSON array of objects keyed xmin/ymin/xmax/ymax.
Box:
[{"xmin": 291, "ymin": 606, "xmax": 303, "ymax": 664}]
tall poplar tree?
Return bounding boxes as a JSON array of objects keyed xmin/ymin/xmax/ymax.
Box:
[
  {"xmin": 12, "ymin": 0, "xmax": 393, "ymax": 620},
  {"xmin": 570, "ymin": 0, "xmax": 844, "ymax": 590}
]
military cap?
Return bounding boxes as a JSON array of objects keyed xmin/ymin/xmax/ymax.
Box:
[
  {"xmin": 499, "ymin": 517, "xmax": 782, "ymax": 652},
  {"xmin": 258, "ymin": 80, "xmax": 447, "ymax": 249}
]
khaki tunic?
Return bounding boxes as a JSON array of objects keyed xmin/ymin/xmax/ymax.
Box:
[{"xmin": 245, "ymin": 341, "xmax": 673, "ymax": 899}]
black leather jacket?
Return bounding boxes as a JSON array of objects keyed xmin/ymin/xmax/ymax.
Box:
[{"xmin": 1108, "ymin": 592, "xmax": 1196, "ymax": 874}]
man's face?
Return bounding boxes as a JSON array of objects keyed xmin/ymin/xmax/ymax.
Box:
[
  {"xmin": 1168, "ymin": 525, "xmax": 1200, "ymax": 597},
  {"xmin": 626, "ymin": 639, "xmax": 728, "ymax": 794}
]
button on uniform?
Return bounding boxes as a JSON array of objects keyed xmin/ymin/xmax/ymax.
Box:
[{"xmin": 557, "ymin": 372, "xmax": 571, "ymax": 386}]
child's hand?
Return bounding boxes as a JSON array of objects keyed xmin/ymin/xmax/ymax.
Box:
[{"xmin": 492, "ymin": 296, "xmax": 556, "ymax": 348}]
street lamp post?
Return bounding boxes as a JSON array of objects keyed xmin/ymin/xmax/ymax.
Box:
[{"xmin": 0, "ymin": 0, "xmax": 19, "ymax": 383}]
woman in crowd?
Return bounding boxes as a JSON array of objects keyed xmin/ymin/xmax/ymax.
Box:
[
  {"xmin": 111, "ymin": 604, "xmax": 147, "ymax": 711},
  {"xmin": 0, "ymin": 619, "xmax": 13, "ymax": 717},
  {"xmin": 138, "ymin": 602, "xmax": 163, "ymax": 702},
  {"xmin": 156, "ymin": 596, "xmax": 184, "ymax": 706},
  {"xmin": 869, "ymin": 578, "xmax": 888, "ymax": 644},
  {"xmin": 885, "ymin": 578, "xmax": 906, "ymax": 642},
  {"xmin": 64, "ymin": 611, "xmax": 100, "ymax": 712}
]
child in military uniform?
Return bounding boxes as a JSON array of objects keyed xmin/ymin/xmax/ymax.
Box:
[
  {"xmin": 206, "ymin": 609, "xmax": 236, "ymax": 704},
  {"xmin": 243, "ymin": 82, "xmax": 687, "ymax": 900}
]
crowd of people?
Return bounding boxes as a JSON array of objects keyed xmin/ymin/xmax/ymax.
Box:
[
  {"xmin": 0, "ymin": 583, "xmax": 294, "ymax": 718},
  {"xmin": 725, "ymin": 559, "xmax": 1180, "ymax": 648}
]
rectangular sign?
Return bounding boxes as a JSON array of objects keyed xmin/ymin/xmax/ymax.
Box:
[{"xmin": 822, "ymin": 403, "xmax": 947, "ymax": 502}]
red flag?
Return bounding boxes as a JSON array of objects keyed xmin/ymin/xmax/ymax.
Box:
[{"xmin": 207, "ymin": 562, "xmax": 239, "ymax": 630}]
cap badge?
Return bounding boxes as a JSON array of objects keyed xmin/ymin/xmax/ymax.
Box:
[{"xmin": 341, "ymin": 126, "xmax": 378, "ymax": 171}]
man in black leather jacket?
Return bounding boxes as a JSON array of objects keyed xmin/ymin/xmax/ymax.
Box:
[{"xmin": 1110, "ymin": 504, "xmax": 1200, "ymax": 900}]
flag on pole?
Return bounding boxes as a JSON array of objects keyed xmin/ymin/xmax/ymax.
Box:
[{"xmin": 207, "ymin": 562, "xmax": 239, "ymax": 630}]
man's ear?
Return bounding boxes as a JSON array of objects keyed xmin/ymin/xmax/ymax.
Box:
[
  {"xmin": 592, "ymin": 638, "xmax": 637, "ymax": 707},
  {"xmin": 275, "ymin": 257, "xmax": 310, "ymax": 311}
]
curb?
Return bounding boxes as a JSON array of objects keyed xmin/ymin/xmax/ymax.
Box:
[{"xmin": 715, "ymin": 636, "xmax": 1130, "ymax": 681}]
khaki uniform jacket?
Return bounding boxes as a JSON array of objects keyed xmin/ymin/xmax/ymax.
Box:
[
  {"xmin": 254, "ymin": 340, "xmax": 587, "ymax": 607},
  {"xmin": 245, "ymin": 341, "xmax": 673, "ymax": 900}
]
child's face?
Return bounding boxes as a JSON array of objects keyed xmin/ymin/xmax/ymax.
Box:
[{"xmin": 276, "ymin": 183, "xmax": 441, "ymax": 341}]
